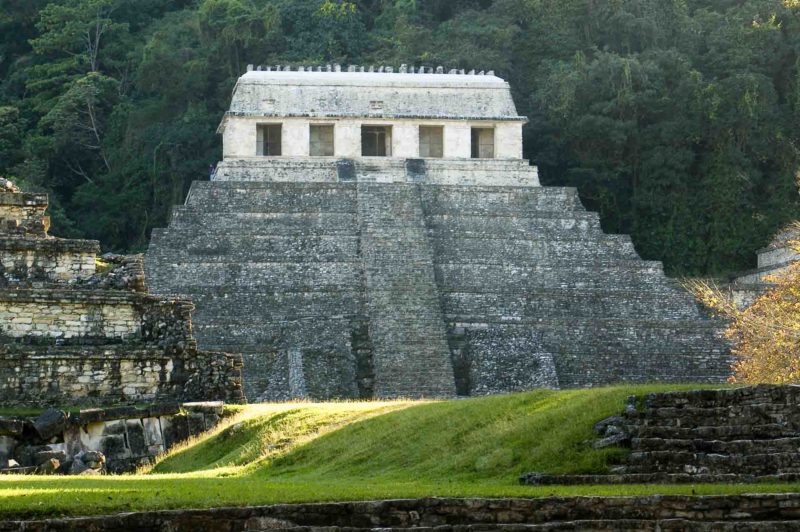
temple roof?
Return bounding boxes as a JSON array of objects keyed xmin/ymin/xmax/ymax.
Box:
[{"xmin": 221, "ymin": 66, "xmax": 526, "ymax": 127}]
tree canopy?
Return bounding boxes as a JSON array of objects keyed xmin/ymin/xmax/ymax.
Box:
[{"xmin": 1, "ymin": 0, "xmax": 799, "ymax": 276}]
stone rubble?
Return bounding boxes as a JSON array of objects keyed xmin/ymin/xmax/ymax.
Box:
[{"xmin": 0, "ymin": 402, "xmax": 224, "ymax": 475}]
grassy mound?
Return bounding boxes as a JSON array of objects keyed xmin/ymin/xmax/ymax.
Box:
[
  {"xmin": 4, "ymin": 384, "xmax": 793, "ymax": 520},
  {"xmin": 151, "ymin": 402, "xmax": 412, "ymax": 474},
  {"xmin": 155, "ymin": 384, "xmax": 705, "ymax": 481}
]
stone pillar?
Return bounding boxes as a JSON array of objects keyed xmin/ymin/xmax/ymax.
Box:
[
  {"xmin": 392, "ymin": 123, "xmax": 418, "ymax": 158},
  {"xmin": 444, "ymin": 123, "xmax": 471, "ymax": 158},
  {"xmin": 282, "ymin": 120, "xmax": 310, "ymax": 157},
  {"xmin": 222, "ymin": 117, "xmax": 258, "ymax": 158},
  {"xmin": 495, "ymin": 123, "xmax": 523, "ymax": 159},
  {"xmin": 335, "ymin": 120, "xmax": 361, "ymax": 158}
]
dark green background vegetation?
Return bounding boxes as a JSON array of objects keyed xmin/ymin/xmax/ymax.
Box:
[{"xmin": 1, "ymin": 0, "xmax": 799, "ymax": 275}]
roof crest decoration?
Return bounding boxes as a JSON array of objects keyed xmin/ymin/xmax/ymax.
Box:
[{"xmin": 245, "ymin": 64, "xmax": 495, "ymax": 76}]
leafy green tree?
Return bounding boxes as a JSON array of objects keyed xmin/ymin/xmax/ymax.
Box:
[{"xmin": 0, "ymin": 0, "xmax": 797, "ymax": 268}]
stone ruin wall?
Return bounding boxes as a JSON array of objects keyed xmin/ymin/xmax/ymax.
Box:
[{"xmin": 0, "ymin": 178, "xmax": 245, "ymax": 407}]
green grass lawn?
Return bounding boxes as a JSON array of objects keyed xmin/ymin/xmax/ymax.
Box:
[{"xmin": 2, "ymin": 384, "xmax": 798, "ymax": 519}]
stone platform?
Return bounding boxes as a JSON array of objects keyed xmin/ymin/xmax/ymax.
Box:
[{"xmin": 145, "ymin": 160, "xmax": 730, "ymax": 400}]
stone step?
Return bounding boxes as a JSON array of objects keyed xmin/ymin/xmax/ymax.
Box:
[
  {"xmin": 430, "ymin": 235, "xmax": 640, "ymax": 262},
  {"xmin": 419, "ymin": 186, "xmax": 585, "ymax": 215},
  {"xmin": 627, "ymin": 449, "xmax": 800, "ymax": 465},
  {"xmin": 442, "ymin": 290, "xmax": 703, "ymax": 321},
  {"xmin": 636, "ymin": 423, "xmax": 800, "ymax": 440},
  {"xmin": 427, "ymin": 212, "xmax": 603, "ymax": 237},
  {"xmin": 632, "ymin": 437, "xmax": 800, "ymax": 454},
  {"xmin": 190, "ymin": 293, "xmax": 365, "ymax": 324},
  {"xmin": 194, "ymin": 319, "xmax": 356, "ymax": 352},
  {"xmin": 164, "ymin": 209, "xmax": 605, "ymax": 239},
  {"xmin": 150, "ymin": 234, "xmax": 649, "ymax": 268},
  {"xmin": 145, "ymin": 262, "xmax": 363, "ymax": 292},
  {"xmin": 434, "ymin": 261, "xmax": 676, "ymax": 292},
  {"xmin": 166, "ymin": 210, "xmax": 359, "ymax": 236},
  {"xmin": 146, "ymin": 234, "xmax": 360, "ymax": 262},
  {"xmin": 643, "ymin": 403, "xmax": 800, "ymax": 416},
  {"xmin": 643, "ymin": 385, "xmax": 800, "ymax": 409},
  {"xmin": 184, "ymin": 182, "xmax": 357, "ymax": 212},
  {"xmin": 638, "ymin": 404, "xmax": 800, "ymax": 426}
]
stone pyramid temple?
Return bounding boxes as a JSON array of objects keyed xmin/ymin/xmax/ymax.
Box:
[{"xmin": 145, "ymin": 65, "xmax": 730, "ymax": 400}]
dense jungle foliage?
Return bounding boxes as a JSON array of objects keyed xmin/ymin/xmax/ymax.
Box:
[{"xmin": 1, "ymin": 0, "xmax": 799, "ymax": 275}]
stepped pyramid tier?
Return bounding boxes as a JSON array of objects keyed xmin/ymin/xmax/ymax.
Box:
[
  {"xmin": 0, "ymin": 178, "xmax": 245, "ymax": 406},
  {"xmin": 731, "ymin": 223, "xmax": 800, "ymax": 306},
  {"xmin": 146, "ymin": 67, "xmax": 731, "ymax": 400}
]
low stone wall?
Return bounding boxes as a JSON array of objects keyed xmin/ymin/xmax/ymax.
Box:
[
  {"xmin": 0, "ymin": 238, "xmax": 98, "ymax": 284},
  {"xmin": 4, "ymin": 495, "xmax": 800, "ymax": 530},
  {"xmin": 0, "ymin": 345, "xmax": 244, "ymax": 406}
]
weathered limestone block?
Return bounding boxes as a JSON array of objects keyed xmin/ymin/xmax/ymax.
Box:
[
  {"xmin": 0, "ymin": 238, "xmax": 98, "ymax": 284},
  {"xmin": 0, "ymin": 190, "xmax": 49, "ymax": 237}
]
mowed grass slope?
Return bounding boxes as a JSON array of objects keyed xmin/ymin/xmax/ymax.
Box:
[
  {"xmin": 3, "ymin": 384, "xmax": 798, "ymax": 519},
  {"xmin": 153, "ymin": 386, "xmax": 635, "ymax": 479}
]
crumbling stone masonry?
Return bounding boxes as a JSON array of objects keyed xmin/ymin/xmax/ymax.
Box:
[
  {"xmin": 146, "ymin": 66, "xmax": 731, "ymax": 400},
  {"xmin": 0, "ymin": 178, "xmax": 245, "ymax": 406},
  {"xmin": 0, "ymin": 402, "xmax": 224, "ymax": 474}
]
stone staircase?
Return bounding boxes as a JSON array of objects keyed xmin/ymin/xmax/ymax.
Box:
[
  {"xmin": 356, "ymin": 183, "xmax": 454, "ymax": 398},
  {"xmin": 522, "ymin": 385, "xmax": 800, "ymax": 485}
]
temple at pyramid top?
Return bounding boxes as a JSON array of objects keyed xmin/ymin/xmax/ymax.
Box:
[
  {"xmin": 218, "ymin": 65, "xmax": 527, "ymax": 162},
  {"xmin": 147, "ymin": 65, "xmax": 731, "ymax": 401}
]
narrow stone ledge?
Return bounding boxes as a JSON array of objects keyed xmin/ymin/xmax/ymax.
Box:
[
  {"xmin": 0, "ymin": 237, "xmax": 100, "ymax": 253},
  {"xmin": 0, "ymin": 191, "xmax": 48, "ymax": 207}
]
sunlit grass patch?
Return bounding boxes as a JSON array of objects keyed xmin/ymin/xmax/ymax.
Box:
[
  {"xmin": 149, "ymin": 400, "xmax": 418, "ymax": 474},
  {"xmin": 1, "ymin": 383, "xmax": 774, "ymax": 519}
]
